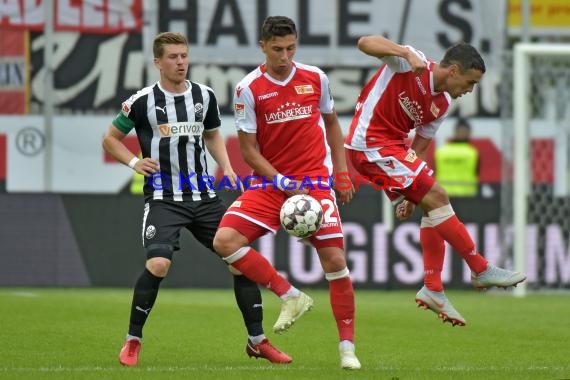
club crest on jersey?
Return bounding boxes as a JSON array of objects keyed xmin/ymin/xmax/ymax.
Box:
[
  {"xmin": 430, "ymin": 102, "xmax": 440, "ymax": 117},
  {"xmin": 234, "ymin": 103, "xmax": 245, "ymax": 119},
  {"xmin": 404, "ymin": 151, "xmax": 417, "ymax": 163},
  {"xmin": 194, "ymin": 103, "xmax": 203, "ymax": 120},
  {"xmin": 294, "ymin": 84, "xmax": 314, "ymax": 94},
  {"xmin": 158, "ymin": 122, "xmax": 204, "ymax": 137}
]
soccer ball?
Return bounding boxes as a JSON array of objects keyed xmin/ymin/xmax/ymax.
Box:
[{"xmin": 279, "ymin": 194, "xmax": 324, "ymax": 238}]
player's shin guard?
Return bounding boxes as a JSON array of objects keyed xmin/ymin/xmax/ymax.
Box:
[
  {"xmin": 233, "ymin": 274, "xmax": 264, "ymax": 337},
  {"xmin": 225, "ymin": 247, "xmax": 292, "ymax": 296},
  {"xmin": 128, "ymin": 268, "xmax": 164, "ymax": 338},
  {"xmin": 428, "ymin": 205, "xmax": 488, "ymax": 274},
  {"xmin": 420, "ymin": 217, "xmax": 445, "ymax": 292},
  {"xmin": 326, "ymin": 268, "xmax": 355, "ymax": 342}
]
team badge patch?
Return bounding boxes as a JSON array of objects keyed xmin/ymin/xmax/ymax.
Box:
[
  {"xmin": 234, "ymin": 103, "xmax": 245, "ymax": 119},
  {"xmin": 145, "ymin": 225, "xmax": 156, "ymax": 239},
  {"xmin": 404, "ymin": 151, "xmax": 417, "ymax": 163},
  {"xmin": 294, "ymin": 85, "xmax": 314, "ymax": 94}
]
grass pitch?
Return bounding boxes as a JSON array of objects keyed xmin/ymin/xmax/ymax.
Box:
[{"xmin": 0, "ymin": 288, "xmax": 568, "ymax": 379}]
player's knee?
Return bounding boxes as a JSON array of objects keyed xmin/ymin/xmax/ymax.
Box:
[
  {"xmin": 316, "ymin": 246, "xmax": 347, "ymax": 272},
  {"xmin": 146, "ymin": 257, "xmax": 171, "ymax": 277},
  {"xmin": 145, "ymin": 244, "xmax": 173, "ymax": 277},
  {"xmin": 227, "ymin": 265, "xmax": 242, "ymax": 275},
  {"xmin": 213, "ymin": 227, "xmax": 239, "ymax": 256},
  {"xmin": 424, "ymin": 182, "xmax": 450, "ymax": 208}
]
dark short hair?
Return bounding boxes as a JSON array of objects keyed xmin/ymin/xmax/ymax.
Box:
[
  {"xmin": 153, "ymin": 32, "xmax": 188, "ymax": 58},
  {"xmin": 440, "ymin": 42, "xmax": 486, "ymax": 74},
  {"xmin": 261, "ymin": 16, "xmax": 297, "ymax": 42}
]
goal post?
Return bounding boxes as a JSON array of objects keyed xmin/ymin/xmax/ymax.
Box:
[{"xmin": 512, "ymin": 43, "xmax": 570, "ymax": 297}]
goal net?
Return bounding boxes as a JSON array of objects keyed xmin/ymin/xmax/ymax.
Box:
[{"xmin": 500, "ymin": 43, "xmax": 570, "ymax": 296}]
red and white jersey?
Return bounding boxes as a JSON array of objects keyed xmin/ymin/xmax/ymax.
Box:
[
  {"xmin": 345, "ymin": 46, "xmax": 452, "ymax": 151},
  {"xmin": 234, "ymin": 61, "xmax": 334, "ymax": 180}
]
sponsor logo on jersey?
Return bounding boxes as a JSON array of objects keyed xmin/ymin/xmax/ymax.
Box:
[
  {"xmin": 415, "ymin": 76, "xmax": 427, "ymax": 95},
  {"xmin": 258, "ymin": 91, "xmax": 278, "ymax": 101},
  {"xmin": 384, "ymin": 160, "xmax": 395, "ymax": 169},
  {"xmin": 430, "ymin": 102, "xmax": 440, "ymax": 117},
  {"xmin": 236, "ymin": 86, "xmax": 244, "ymax": 97},
  {"xmin": 398, "ymin": 91, "xmax": 424, "ymax": 125},
  {"xmin": 234, "ymin": 103, "xmax": 245, "ymax": 119},
  {"xmin": 294, "ymin": 84, "xmax": 314, "ymax": 94},
  {"xmin": 157, "ymin": 122, "xmax": 204, "ymax": 137},
  {"xmin": 265, "ymin": 102, "xmax": 312, "ymax": 124}
]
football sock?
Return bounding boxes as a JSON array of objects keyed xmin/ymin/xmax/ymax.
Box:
[
  {"xmin": 428, "ymin": 206, "xmax": 488, "ymax": 274},
  {"xmin": 326, "ymin": 269, "xmax": 355, "ymax": 342},
  {"xmin": 128, "ymin": 268, "xmax": 163, "ymax": 338},
  {"xmin": 233, "ymin": 274, "xmax": 264, "ymax": 337},
  {"xmin": 224, "ymin": 247, "xmax": 292, "ymax": 296},
  {"xmin": 420, "ymin": 217, "xmax": 445, "ymax": 292},
  {"xmin": 249, "ymin": 334, "xmax": 266, "ymax": 345},
  {"xmin": 280, "ymin": 287, "xmax": 301, "ymax": 300}
]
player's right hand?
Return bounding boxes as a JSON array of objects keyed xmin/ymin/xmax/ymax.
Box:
[{"xmin": 134, "ymin": 158, "xmax": 160, "ymax": 176}]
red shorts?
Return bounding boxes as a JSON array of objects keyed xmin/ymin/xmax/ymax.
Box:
[
  {"xmin": 347, "ymin": 145, "xmax": 434, "ymax": 204},
  {"xmin": 218, "ymin": 186, "xmax": 344, "ymax": 249}
]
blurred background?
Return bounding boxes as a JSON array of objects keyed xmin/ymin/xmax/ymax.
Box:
[{"xmin": 0, "ymin": 0, "xmax": 568, "ymax": 292}]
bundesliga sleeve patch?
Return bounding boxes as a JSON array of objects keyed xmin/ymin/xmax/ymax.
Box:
[{"xmin": 235, "ymin": 103, "xmax": 245, "ymax": 119}]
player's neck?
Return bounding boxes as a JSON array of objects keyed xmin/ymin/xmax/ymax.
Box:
[{"xmin": 160, "ymin": 79, "xmax": 188, "ymax": 94}]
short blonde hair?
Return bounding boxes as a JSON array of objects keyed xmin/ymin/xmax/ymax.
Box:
[{"xmin": 153, "ymin": 32, "xmax": 188, "ymax": 58}]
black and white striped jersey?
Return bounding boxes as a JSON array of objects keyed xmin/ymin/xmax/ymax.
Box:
[{"xmin": 113, "ymin": 80, "xmax": 219, "ymax": 202}]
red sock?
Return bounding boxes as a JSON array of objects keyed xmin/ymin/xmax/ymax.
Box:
[
  {"xmin": 433, "ymin": 215, "xmax": 488, "ymax": 273},
  {"xmin": 328, "ymin": 277, "xmax": 355, "ymax": 342},
  {"xmin": 420, "ymin": 226, "xmax": 445, "ymax": 292},
  {"xmin": 229, "ymin": 248, "xmax": 291, "ymax": 296}
]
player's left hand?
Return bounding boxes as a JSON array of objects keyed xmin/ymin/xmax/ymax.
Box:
[
  {"xmin": 396, "ymin": 200, "xmax": 415, "ymax": 220},
  {"xmin": 333, "ymin": 179, "xmax": 355, "ymax": 205}
]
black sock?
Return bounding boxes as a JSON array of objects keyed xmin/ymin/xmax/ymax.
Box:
[
  {"xmin": 128, "ymin": 268, "xmax": 164, "ymax": 338},
  {"xmin": 233, "ymin": 275, "xmax": 264, "ymax": 337}
]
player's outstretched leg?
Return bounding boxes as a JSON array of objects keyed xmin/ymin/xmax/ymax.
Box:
[
  {"xmin": 471, "ymin": 264, "xmax": 527, "ymax": 289},
  {"xmin": 415, "ymin": 286, "xmax": 466, "ymax": 326}
]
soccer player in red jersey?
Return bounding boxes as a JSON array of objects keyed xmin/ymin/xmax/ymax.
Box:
[
  {"xmin": 213, "ymin": 16, "xmax": 361, "ymax": 369},
  {"xmin": 345, "ymin": 35, "xmax": 526, "ymax": 326}
]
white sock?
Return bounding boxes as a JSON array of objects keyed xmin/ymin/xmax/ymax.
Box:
[
  {"xmin": 280, "ymin": 286, "xmax": 300, "ymax": 300},
  {"xmin": 249, "ymin": 334, "xmax": 266, "ymax": 345},
  {"xmin": 339, "ymin": 340, "xmax": 355, "ymax": 351},
  {"xmin": 126, "ymin": 334, "xmax": 141, "ymax": 342}
]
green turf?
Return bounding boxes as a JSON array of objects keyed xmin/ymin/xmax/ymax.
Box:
[{"xmin": 0, "ymin": 288, "xmax": 568, "ymax": 379}]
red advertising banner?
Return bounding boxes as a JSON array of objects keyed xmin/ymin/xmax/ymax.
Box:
[
  {"xmin": 0, "ymin": 29, "xmax": 27, "ymax": 114},
  {"xmin": 0, "ymin": 0, "xmax": 142, "ymax": 34}
]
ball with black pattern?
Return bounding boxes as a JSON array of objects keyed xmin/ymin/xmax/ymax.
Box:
[{"xmin": 279, "ymin": 194, "xmax": 324, "ymax": 238}]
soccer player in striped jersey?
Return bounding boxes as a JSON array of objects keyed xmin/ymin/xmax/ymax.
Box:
[
  {"xmin": 103, "ymin": 32, "xmax": 291, "ymax": 366},
  {"xmin": 345, "ymin": 35, "xmax": 526, "ymax": 326},
  {"xmin": 212, "ymin": 16, "xmax": 361, "ymax": 370}
]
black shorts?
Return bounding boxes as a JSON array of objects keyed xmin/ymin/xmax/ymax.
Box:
[{"xmin": 141, "ymin": 197, "xmax": 226, "ymax": 252}]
